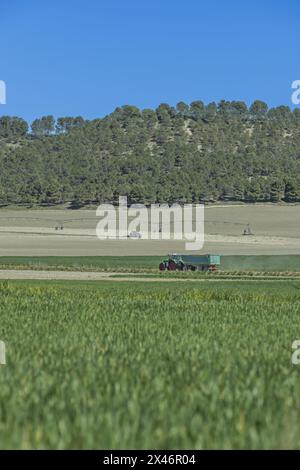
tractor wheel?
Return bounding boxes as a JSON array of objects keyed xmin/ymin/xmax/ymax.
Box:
[
  {"xmin": 168, "ymin": 260, "xmax": 177, "ymax": 271},
  {"xmin": 159, "ymin": 262, "xmax": 166, "ymax": 271}
]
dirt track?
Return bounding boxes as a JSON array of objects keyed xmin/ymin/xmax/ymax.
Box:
[
  {"xmin": 0, "ymin": 269, "xmax": 295, "ymax": 282},
  {"xmin": 0, "ymin": 269, "xmax": 204, "ymax": 282},
  {"xmin": 0, "ymin": 269, "xmax": 115, "ymax": 281}
]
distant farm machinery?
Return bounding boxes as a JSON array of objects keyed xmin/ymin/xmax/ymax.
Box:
[
  {"xmin": 159, "ymin": 254, "xmax": 221, "ymax": 272},
  {"xmin": 206, "ymin": 220, "xmax": 254, "ymax": 236}
]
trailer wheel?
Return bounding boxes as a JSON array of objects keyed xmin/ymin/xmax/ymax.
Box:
[{"xmin": 159, "ymin": 262, "xmax": 166, "ymax": 271}]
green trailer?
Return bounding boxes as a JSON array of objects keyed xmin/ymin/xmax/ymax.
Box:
[{"xmin": 159, "ymin": 253, "xmax": 221, "ymax": 272}]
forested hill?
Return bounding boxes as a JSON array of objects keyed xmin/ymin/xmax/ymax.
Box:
[{"xmin": 1, "ymin": 100, "xmax": 300, "ymax": 207}]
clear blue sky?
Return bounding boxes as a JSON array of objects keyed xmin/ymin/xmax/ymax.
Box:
[{"xmin": 1, "ymin": 0, "xmax": 299, "ymax": 123}]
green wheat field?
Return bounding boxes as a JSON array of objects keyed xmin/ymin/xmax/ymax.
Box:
[{"xmin": 1, "ymin": 279, "xmax": 300, "ymax": 449}]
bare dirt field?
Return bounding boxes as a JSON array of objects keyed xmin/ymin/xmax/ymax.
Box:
[
  {"xmin": 0, "ymin": 270, "xmax": 293, "ymax": 282},
  {"xmin": 0, "ymin": 204, "xmax": 299, "ymax": 256}
]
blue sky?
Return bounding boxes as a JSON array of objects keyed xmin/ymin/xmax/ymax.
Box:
[{"xmin": 1, "ymin": 0, "xmax": 299, "ymax": 123}]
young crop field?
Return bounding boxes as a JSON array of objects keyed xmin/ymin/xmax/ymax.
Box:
[
  {"xmin": 0, "ymin": 256, "xmax": 161, "ymax": 273},
  {"xmin": 1, "ymin": 279, "xmax": 300, "ymax": 449}
]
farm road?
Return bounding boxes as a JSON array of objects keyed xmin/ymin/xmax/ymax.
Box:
[{"xmin": 0, "ymin": 269, "xmax": 296, "ymax": 282}]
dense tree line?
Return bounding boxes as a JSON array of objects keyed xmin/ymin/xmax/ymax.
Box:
[{"xmin": 1, "ymin": 100, "xmax": 300, "ymax": 206}]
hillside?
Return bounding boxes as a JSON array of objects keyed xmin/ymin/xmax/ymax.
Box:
[{"xmin": 1, "ymin": 100, "xmax": 300, "ymax": 206}]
